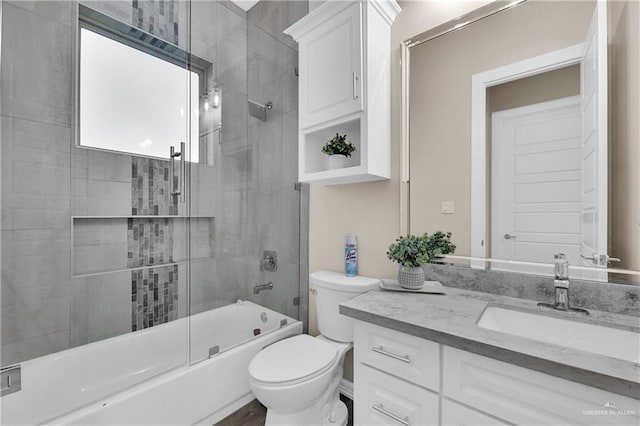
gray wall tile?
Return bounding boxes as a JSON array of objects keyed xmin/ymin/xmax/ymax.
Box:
[
  {"xmin": 72, "ymin": 178, "xmax": 131, "ymax": 216},
  {"xmin": 217, "ymin": 4, "xmax": 247, "ymax": 94},
  {"xmin": 70, "ymin": 272, "xmax": 131, "ymax": 346},
  {"xmin": 2, "ymin": 228, "xmax": 71, "ymax": 288},
  {"xmin": 2, "ymin": 296, "xmax": 70, "ymax": 344},
  {"xmin": 73, "ymin": 218, "xmax": 128, "ymax": 275},
  {"xmin": 220, "ymin": 86, "xmax": 249, "ymax": 152},
  {"xmin": 6, "ymin": 1, "xmax": 74, "ymax": 27},
  {"xmin": 1, "ymin": 3, "xmax": 72, "ymax": 126},
  {"xmin": 190, "ymin": 1, "xmax": 218, "ymax": 63},
  {"xmin": 1, "ymin": 116, "xmax": 71, "ymax": 231},
  {"xmin": 1, "ymin": 331, "xmax": 70, "ymax": 367},
  {"xmin": 247, "ymin": 0, "xmax": 307, "ymax": 51}
]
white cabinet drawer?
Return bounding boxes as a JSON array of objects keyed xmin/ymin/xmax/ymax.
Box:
[
  {"xmin": 442, "ymin": 346, "xmax": 640, "ymax": 425},
  {"xmin": 354, "ymin": 363, "xmax": 439, "ymax": 426},
  {"xmin": 354, "ymin": 321, "xmax": 440, "ymax": 391},
  {"xmin": 442, "ymin": 399, "xmax": 510, "ymax": 426}
]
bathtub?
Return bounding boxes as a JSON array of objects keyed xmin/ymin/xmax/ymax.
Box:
[{"xmin": 1, "ymin": 301, "xmax": 302, "ymax": 425}]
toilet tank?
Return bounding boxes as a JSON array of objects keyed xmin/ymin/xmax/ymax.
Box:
[{"xmin": 310, "ymin": 270, "xmax": 380, "ymax": 342}]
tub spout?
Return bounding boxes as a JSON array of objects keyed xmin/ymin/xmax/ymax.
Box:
[{"xmin": 253, "ymin": 282, "xmax": 273, "ymax": 294}]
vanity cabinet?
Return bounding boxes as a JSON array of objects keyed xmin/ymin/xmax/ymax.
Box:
[
  {"xmin": 356, "ymin": 364, "xmax": 439, "ymax": 425},
  {"xmin": 353, "ymin": 321, "xmax": 640, "ymax": 426},
  {"xmin": 284, "ymin": 0, "xmax": 400, "ymax": 185},
  {"xmin": 441, "ymin": 400, "xmax": 509, "ymax": 426}
]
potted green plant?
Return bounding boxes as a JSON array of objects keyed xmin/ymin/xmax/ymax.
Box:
[
  {"xmin": 321, "ymin": 133, "xmax": 356, "ymax": 169},
  {"xmin": 386, "ymin": 231, "xmax": 456, "ymax": 289}
]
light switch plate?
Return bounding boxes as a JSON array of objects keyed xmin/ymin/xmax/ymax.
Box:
[{"xmin": 441, "ymin": 201, "xmax": 455, "ymax": 214}]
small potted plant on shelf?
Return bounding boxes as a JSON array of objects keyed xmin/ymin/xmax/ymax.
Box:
[
  {"xmin": 321, "ymin": 133, "xmax": 356, "ymax": 170},
  {"xmin": 386, "ymin": 231, "xmax": 456, "ymax": 289}
]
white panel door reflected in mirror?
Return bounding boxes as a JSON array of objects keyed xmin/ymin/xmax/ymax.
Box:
[{"xmin": 407, "ymin": 0, "xmax": 639, "ymax": 282}]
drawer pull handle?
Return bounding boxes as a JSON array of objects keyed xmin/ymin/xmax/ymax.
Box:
[
  {"xmin": 372, "ymin": 403, "xmax": 411, "ymax": 426},
  {"xmin": 372, "ymin": 346, "xmax": 411, "ymax": 363}
]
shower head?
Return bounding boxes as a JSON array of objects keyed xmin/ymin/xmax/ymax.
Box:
[{"xmin": 248, "ymin": 99, "xmax": 273, "ymax": 121}]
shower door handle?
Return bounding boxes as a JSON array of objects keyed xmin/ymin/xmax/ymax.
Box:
[
  {"xmin": 169, "ymin": 145, "xmax": 178, "ymax": 196},
  {"xmin": 169, "ymin": 143, "xmax": 185, "ymax": 203},
  {"xmin": 179, "ymin": 141, "xmax": 185, "ymax": 203}
]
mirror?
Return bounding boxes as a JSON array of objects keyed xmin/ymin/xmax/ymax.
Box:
[{"xmin": 405, "ymin": 0, "xmax": 639, "ymax": 282}]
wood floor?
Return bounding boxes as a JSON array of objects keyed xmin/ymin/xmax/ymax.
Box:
[
  {"xmin": 215, "ymin": 399, "xmax": 267, "ymax": 426},
  {"xmin": 215, "ymin": 395, "xmax": 353, "ymax": 426}
]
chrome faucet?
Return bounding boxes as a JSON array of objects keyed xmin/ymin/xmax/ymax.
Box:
[
  {"xmin": 253, "ymin": 281, "xmax": 273, "ymax": 295},
  {"xmin": 552, "ymin": 253, "xmax": 569, "ymax": 311},
  {"xmin": 537, "ymin": 254, "xmax": 589, "ymax": 315}
]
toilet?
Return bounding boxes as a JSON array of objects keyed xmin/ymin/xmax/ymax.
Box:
[{"xmin": 248, "ymin": 270, "xmax": 380, "ymax": 425}]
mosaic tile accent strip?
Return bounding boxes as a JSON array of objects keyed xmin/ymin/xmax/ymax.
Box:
[
  {"xmin": 132, "ymin": 0, "xmax": 180, "ymax": 45},
  {"xmin": 131, "ymin": 157, "xmax": 177, "ymax": 216},
  {"xmin": 127, "ymin": 218, "xmax": 174, "ymax": 268},
  {"xmin": 131, "ymin": 265, "xmax": 179, "ymax": 331}
]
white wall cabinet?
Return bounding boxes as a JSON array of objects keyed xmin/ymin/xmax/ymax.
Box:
[
  {"xmin": 353, "ymin": 321, "xmax": 640, "ymax": 426},
  {"xmin": 285, "ymin": 0, "xmax": 400, "ymax": 185},
  {"xmin": 298, "ymin": 2, "xmax": 363, "ymax": 127}
]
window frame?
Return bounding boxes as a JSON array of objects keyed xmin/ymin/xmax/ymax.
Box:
[{"xmin": 74, "ymin": 3, "xmax": 211, "ymax": 162}]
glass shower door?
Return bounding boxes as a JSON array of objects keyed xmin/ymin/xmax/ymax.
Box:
[
  {"xmin": 69, "ymin": 0, "xmax": 194, "ymax": 412},
  {"xmin": 185, "ymin": 8, "xmax": 303, "ymax": 366}
]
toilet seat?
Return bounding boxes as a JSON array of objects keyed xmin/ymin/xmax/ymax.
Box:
[{"xmin": 249, "ymin": 335, "xmax": 338, "ymax": 386}]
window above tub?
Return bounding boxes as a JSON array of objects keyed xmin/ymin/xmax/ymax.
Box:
[{"xmin": 76, "ymin": 4, "xmax": 219, "ymax": 164}]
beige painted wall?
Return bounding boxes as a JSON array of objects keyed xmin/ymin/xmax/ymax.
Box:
[
  {"xmin": 487, "ymin": 65, "xmax": 581, "ymax": 113},
  {"xmin": 609, "ymin": 0, "xmax": 640, "ymax": 279},
  {"xmin": 408, "ymin": 0, "xmax": 594, "ymax": 257},
  {"xmin": 308, "ymin": 0, "xmax": 493, "ymax": 382}
]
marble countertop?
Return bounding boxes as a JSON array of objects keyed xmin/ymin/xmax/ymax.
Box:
[{"xmin": 340, "ymin": 287, "xmax": 640, "ymax": 399}]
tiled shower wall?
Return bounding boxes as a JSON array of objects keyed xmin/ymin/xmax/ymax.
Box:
[
  {"xmin": 2, "ymin": 1, "xmax": 76, "ymax": 366},
  {"xmin": 2, "ymin": 0, "xmax": 241, "ymax": 366},
  {"xmin": 131, "ymin": 158, "xmax": 178, "ymax": 216},
  {"xmin": 1, "ymin": 0, "xmax": 307, "ymax": 366},
  {"xmin": 240, "ymin": 1, "xmax": 307, "ymax": 319},
  {"xmin": 84, "ymin": 0, "xmax": 188, "ymax": 48}
]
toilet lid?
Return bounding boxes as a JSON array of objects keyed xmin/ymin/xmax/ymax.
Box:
[{"xmin": 249, "ymin": 335, "xmax": 338, "ymax": 384}]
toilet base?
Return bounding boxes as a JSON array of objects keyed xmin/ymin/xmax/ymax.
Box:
[{"xmin": 265, "ymin": 399, "xmax": 348, "ymax": 426}]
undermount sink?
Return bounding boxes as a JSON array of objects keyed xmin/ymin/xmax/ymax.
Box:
[{"xmin": 477, "ymin": 305, "xmax": 640, "ymax": 363}]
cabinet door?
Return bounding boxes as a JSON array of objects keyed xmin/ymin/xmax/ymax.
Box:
[
  {"xmin": 442, "ymin": 399, "xmax": 510, "ymax": 426},
  {"xmin": 443, "ymin": 346, "xmax": 640, "ymax": 425},
  {"xmin": 299, "ymin": 2, "xmax": 363, "ymax": 128},
  {"xmin": 355, "ymin": 364, "xmax": 439, "ymax": 426}
]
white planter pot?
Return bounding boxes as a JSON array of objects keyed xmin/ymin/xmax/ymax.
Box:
[
  {"xmin": 397, "ymin": 266, "xmax": 425, "ymax": 289},
  {"xmin": 326, "ymin": 154, "xmax": 347, "ymax": 170}
]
